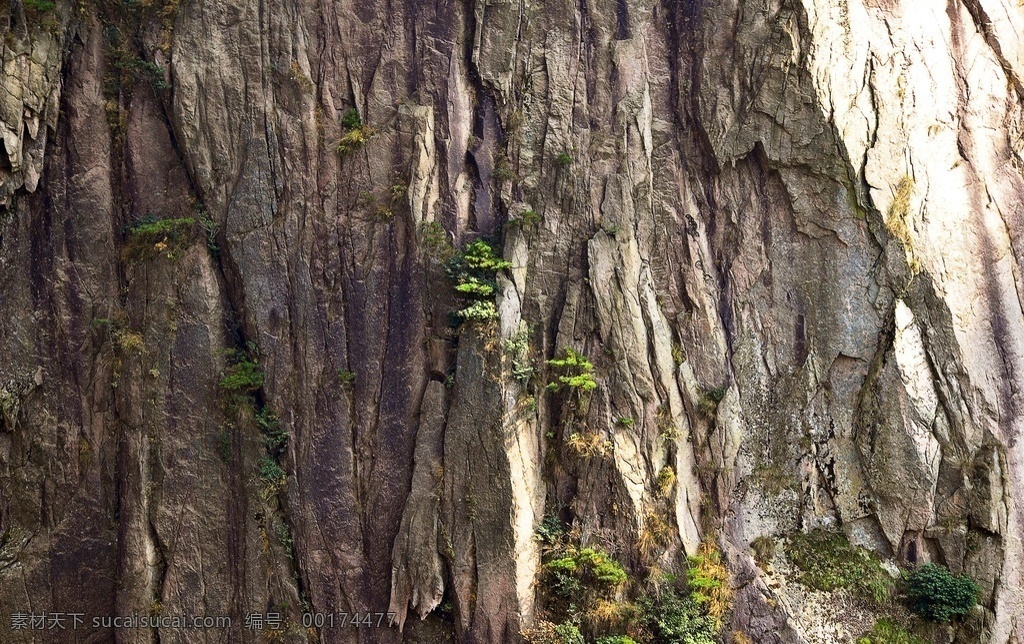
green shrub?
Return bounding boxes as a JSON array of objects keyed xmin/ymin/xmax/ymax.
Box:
[
  {"xmin": 656, "ymin": 466, "xmax": 676, "ymax": 498},
  {"xmin": 595, "ymin": 637, "xmax": 637, "ymax": 644},
  {"xmin": 686, "ymin": 543, "xmax": 731, "ymax": 624},
  {"xmin": 337, "ymin": 369, "xmax": 356, "ymax": 385},
  {"xmin": 258, "ymin": 455, "xmax": 285, "ymax": 484},
  {"xmin": 505, "ymin": 325, "xmax": 535, "ymax": 384},
  {"xmin": 585, "ymin": 548, "xmax": 628, "ymax": 585},
  {"xmin": 457, "ymin": 239, "xmax": 513, "ymax": 272},
  {"xmin": 552, "ymin": 622, "xmax": 584, "ymax": 644},
  {"xmin": 337, "ymin": 109, "xmax": 375, "ymax": 156},
  {"xmin": 493, "ymin": 151, "xmax": 516, "ymax": 181},
  {"xmin": 905, "ymin": 563, "xmax": 978, "ymax": 622},
  {"xmin": 23, "ymin": 0, "xmax": 56, "ymax": 14},
  {"xmin": 272, "ymin": 517, "xmax": 294, "ymax": 559},
  {"xmin": 219, "ymin": 349, "xmax": 265, "ymax": 394},
  {"xmin": 111, "ymin": 54, "xmax": 169, "ymax": 92},
  {"xmin": 785, "ymin": 530, "xmax": 892, "ymax": 603},
  {"xmin": 508, "ymin": 208, "xmax": 542, "ymax": 229},
  {"xmin": 535, "ymin": 515, "xmax": 565, "ymax": 546},
  {"xmin": 856, "ymin": 618, "xmax": 926, "ymax": 644},
  {"xmin": 355, "ymin": 190, "xmax": 394, "ymax": 222},
  {"xmin": 341, "ymin": 108, "xmax": 362, "ymax": 129},
  {"xmin": 637, "ymin": 588, "xmax": 717, "ymax": 644},
  {"xmin": 456, "ymin": 300, "xmax": 498, "ymax": 322},
  {"xmin": 544, "ymin": 546, "xmax": 627, "ymax": 598},
  {"xmin": 22, "ymin": 0, "xmax": 56, "ymax": 31},
  {"xmin": 523, "ymin": 620, "xmax": 584, "ymax": 644},
  {"xmin": 696, "ymin": 386, "xmax": 726, "ymax": 419},
  {"xmin": 446, "ymin": 239, "xmax": 511, "ymax": 324},
  {"xmin": 419, "ymin": 221, "xmax": 455, "ymax": 262},
  {"xmin": 256, "ymin": 409, "xmax": 288, "ymax": 454},
  {"xmin": 544, "ymin": 555, "xmax": 585, "ymax": 598},
  {"xmin": 454, "ymin": 276, "xmax": 495, "ymax": 297},
  {"xmin": 198, "ymin": 212, "xmax": 219, "ymax": 255},
  {"xmin": 546, "ymin": 348, "xmax": 597, "ymax": 392},
  {"xmin": 556, "ymin": 151, "xmax": 573, "ymax": 166},
  {"xmin": 671, "ymin": 344, "xmax": 684, "ymax": 365},
  {"xmin": 123, "ymin": 216, "xmax": 196, "ymax": 261}
]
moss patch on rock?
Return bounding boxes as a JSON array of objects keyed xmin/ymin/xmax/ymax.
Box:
[{"xmin": 785, "ymin": 530, "xmax": 892, "ymax": 603}]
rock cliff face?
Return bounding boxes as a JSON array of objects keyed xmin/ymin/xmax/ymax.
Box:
[{"xmin": 1, "ymin": 0, "xmax": 1023, "ymax": 642}]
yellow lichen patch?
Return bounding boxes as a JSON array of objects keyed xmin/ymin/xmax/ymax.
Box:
[
  {"xmin": 885, "ymin": 176, "xmax": 921, "ymax": 275},
  {"xmin": 733, "ymin": 631, "xmax": 753, "ymax": 644}
]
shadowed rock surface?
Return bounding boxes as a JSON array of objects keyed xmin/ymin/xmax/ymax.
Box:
[{"xmin": 1, "ymin": 0, "xmax": 1022, "ymax": 642}]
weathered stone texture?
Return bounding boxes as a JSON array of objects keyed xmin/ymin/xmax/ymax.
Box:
[{"xmin": 1, "ymin": 0, "xmax": 1023, "ymax": 642}]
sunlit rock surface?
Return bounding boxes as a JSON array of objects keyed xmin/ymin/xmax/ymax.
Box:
[{"xmin": 0, "ymin": 0, "xmax": 1022, "ymax": 642}]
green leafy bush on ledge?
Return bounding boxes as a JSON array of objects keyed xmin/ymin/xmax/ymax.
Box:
[
  {"xmin": 445, "ymin": 239, "xmax": 511, "ymax": 324},
  {"xmin": 905, "ymin": 563, "xmax": 979, "ymax": 622}
]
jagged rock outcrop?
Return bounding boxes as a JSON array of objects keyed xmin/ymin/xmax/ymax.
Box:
[{"xmin": 1, "ymin": 0, "xmax": 1022, "ymax": 642}]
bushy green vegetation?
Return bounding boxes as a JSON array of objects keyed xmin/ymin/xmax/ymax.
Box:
[
  {"xmin": 505, "ymin": 325, "xmax": 535, "ymax": 384},
  {"xmin": 685, "ymin": 543, "xmax": 732, "ymax": 627},
  {"xmin": 341, "ymin": 108, "xmax": 362, "ymax": 130},
  {"xmin": 337, "ymin": 369, "xmax": 356, "ymax": 385},
  {"xmin": 556, "ymin": 151, "xmax": 574, "ymax": 166},
  {"xmin": 219, "ymin": 348, "xmax": 265, "ymax": 395},
  {"xmin": 856, "ymin": 618, "xmax": 926, "ymax": 644},
  {"xmin": 257, "ymin": 408, "xmax": 288, "ymax": 455},
  {"xmin": 198, "ymin": 212, "xmax": 219, "ymax": 255},
  {"xmin": 532, "ymin": 514, "xmax": 729, "ymax": 644},
  {"xmin": 337, "ymin": 108, "xmax": 375, "ymax": 156},
  {"xmin": 445, "ymin": 239, "xmax": 511, "ymax": 324},
  {"xmin": 419, "ymin": 221, "xmax": 455, "ymax": 262},
  {"xmin": 785, "ymin": 530, "xmax": 892, "ymax": 603},
  {"xmin": 355, "ymin": 189, "xmax": 397, "ymax": 223},
  {"xmin": 217, "ymin": 345, "xmax": 290, "ymax": 500},
  {"xmin": 258, "ymin": 455, "xmax": 286, "ymax": 485},
  {"xmin": 507, "ymin": 208, "xmax": 542, "ymax": 230},
  {"xmin": 696, "ymin": 386, "xmax": 726, "ymax": 419},
  {"xmin": 97, "ymin": 0, "xmax": 180, "ymax": 142},
  {"xmin": 545, "ymin": 547, "xmax": 627, "ymax": 597},
  {"xmin": 523, "ymin": 620, "xmax": 585, "ymax": 644},
  {"xmin": 546, "ymin": 348, "xmax": 597, "ymax": 393},
  {"xmin": 271, "ymin": 516, "xmax": 294, "ymax": 560},
  {"xmin": 493, "ymin": 151, "xmax": 516, "ymax": 181},
  {"xmin": 636, "ymin": 588, "xmax": 716, "ymax": 644},
  {"xmin": 905, "ymin": 563, "xmax": 978, "ymax": 622},
  {"xmin": 215, "ymin": 343, "xmax": 295, "ymax": 562},
  {"xmin": 116, "ymin": 58, "xmax": 168, "ymax": 91},
  {"xmin": 23, "ymin": 0, "xmax": 56, "ymax": 14},
  {"xmin": 123, "ymin": 216, "xmax": 196, "ymax": 262},
  {"xmin": 21, "ymin": 0, "xmax": 58, "ymax": 30},
  {"xmin": 535, "ymin": 515, "xmax": 566, "ymax": 546}
]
